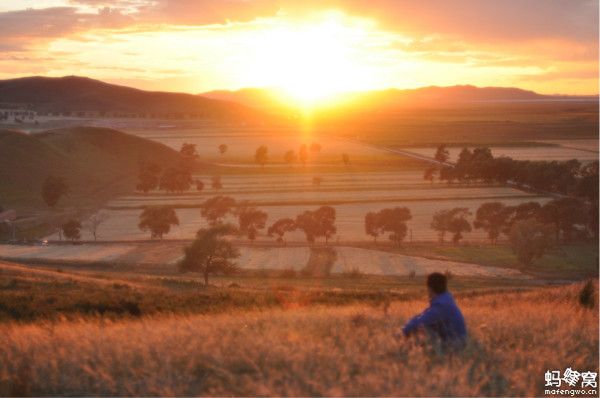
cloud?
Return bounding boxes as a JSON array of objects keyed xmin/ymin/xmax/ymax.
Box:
[{"xmin": 0, "ymin": 6, "xmax": 134, "ymax": 50}]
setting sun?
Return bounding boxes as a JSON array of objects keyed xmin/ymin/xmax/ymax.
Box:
[{"xmin": 243, "ymin": 12, "xmax": 381, "ymax": 105}]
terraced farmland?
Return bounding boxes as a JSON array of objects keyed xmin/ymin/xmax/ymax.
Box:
[{"xmin": 46, "ymin": 169, "xmax": 549, "ymax": 243}]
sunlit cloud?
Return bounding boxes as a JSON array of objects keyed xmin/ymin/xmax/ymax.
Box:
[{"xmin": 0, "ymin": 0, "xmax": 596, "ymax": 95}]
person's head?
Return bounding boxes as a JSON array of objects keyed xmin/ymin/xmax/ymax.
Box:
[{"xmin": 427, "ymin": 272, "xmax": 447, "ymax": 299}]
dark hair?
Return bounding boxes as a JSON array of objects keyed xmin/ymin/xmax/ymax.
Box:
[{"xmin": 427, "ymin": 272, "xmax": 447, "ymax": 294}]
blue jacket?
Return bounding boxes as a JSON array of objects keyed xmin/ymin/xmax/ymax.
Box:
[{"xmin": 402, "ymin": 292, "xmax": 467, "ymax": 343}]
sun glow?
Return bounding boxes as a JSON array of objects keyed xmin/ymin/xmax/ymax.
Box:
[{"xmin": 245, "ymin": 12, "xmax": 381, "ymax": 106}]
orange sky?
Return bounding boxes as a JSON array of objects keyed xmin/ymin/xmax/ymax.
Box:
[{"xmin": 0, "ymin": 0, "xmax": 597, "ymax": 98}]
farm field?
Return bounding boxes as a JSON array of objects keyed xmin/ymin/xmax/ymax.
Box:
[
  {"xmin": 0, "ymin": 244, "xmax": 523, "ymax": 278},
  {"xmin": 44, "ymin": 165, "xmax": 550, "ymax": 243},
  {"xmin": 124, "ymin": 126, "xmax": 413, "ymax": 166},
  {"xmin": 398, "ymin": 141, "xmax": 598, "ymax": 163},
  {"xmin": 0, "ymin": 277, "xmax": 596, "ymax": 396}
]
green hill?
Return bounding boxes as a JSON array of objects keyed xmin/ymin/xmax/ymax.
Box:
[{"xmin": 0, "ymin": 126, "xmax": 183, "ymax": 215}]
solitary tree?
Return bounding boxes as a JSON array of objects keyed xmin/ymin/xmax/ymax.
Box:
[
  {"xmin": 284, "ymin": 150, "xmax": 297, "ymax": 166},
  {"xmin": 201, "ymin": 196, "xmax": 236, "ymax": 226},
  {"xmin": 446, "ymin": 208, "xmax": 472, "ymax": 245},
  {"xmin": 138, "ymin": 205, "xmax": 179, "ymax": 239},
  {"xmin": 84, "ymin": 212, "xmax": 110, "ymax": 241},
  {"xmin": 267, "ymin": 218, "xmax": 296, "ymax": 245},
  {"xmin": 178, "ymin": 224, "xmax": 240, "ymax": 285},
  {"xmin": 211, "ymin": 175, "xmax": 223, "ymax": 190},
  {"xmin": 378, "ymin": 207, "xmax": 412, "ymax": 246},
  {"xmin": 312, "ymin": 176, "xmax": 323, "ymax": 188},
  {"xmin": 431, "ymin": 209, "xmax": 452, "ymax": 244},
  {"xmin": 255, "ymin": 145, "xmax": 268, "ymax": 167},
  {"xmin": 218, "ymin": 144, "xmax": 228, "ymax": 156},
  {"xmin": 432, "ymin": 208, "xmax": 471, "ymax": 245},
  {"xmin": 434, "ymin": 144, "xmax": 450, "ymax": 163},
  {"xmin": 137, "ymin": 162, "xmax": 161, "ymax": 193},
  {"xmin": 236, "ymin": 204, "xmax": 268, "ymax": 243},
  {"xmin": 62, "ymin": 219, "xmax": 82, "ymax": 243},
  {"xmin": 509, "ymin": 218, "xmax": 554, "ymax": 268},
  {"xmin": 423, "ymin": 167, "xmax": 436, "ymax": 184},
  {"xmin": 180, "ymin": 143, "xmax": 199, "ymax": 171},
  {"xmin": 474, "ymin": 202, "xmax": 512, "ymax": 244},
  {"xmin": 42, "ymin": 176, "xmax": 68, "ymax": 208},
  {"xmin": 310, "ymin": 142, "xmax": 322, "ymax": 153},
  {"xmin": 342, "ymin": 153, "xmax": 350, "ymax": 166},
  {"xmin": 299, "ymin": 144, "xmax": 309, "ymax": 166},
  {"xmin": 195, "ymin": 179, "xmax": 204, "ymax": 192}
]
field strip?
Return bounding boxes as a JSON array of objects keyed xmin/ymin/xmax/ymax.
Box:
[
  {"xmin": 106, "ymin": 194, "xmax": 546, "ymax": 209},
  {"xmin": 0, "ymin": 260, "xmax": 154, "ymax": 290},
  {"xmin": 120, "ymin": 184, "xmax": 514, "ymax": 199},
  {"xmin": 332, "ymin": 136, "xmax": 454, "ymax": 166}
]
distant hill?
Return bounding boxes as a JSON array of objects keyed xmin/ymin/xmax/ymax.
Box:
[
  {"xmin": 0, "ymin": 126, "xmax": 184, "ymax": 213},
  {"xmin": 0, "ymin": 76, "xmax": 260, "ymax": 121},
  {"xmin": 203, "ymin": 85, "xmax": 597, "ymax": 114}
]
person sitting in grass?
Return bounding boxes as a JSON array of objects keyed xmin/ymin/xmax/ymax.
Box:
[{"xmin": 400, "ymin": 272, "xmax": 467, "ymax": 347}]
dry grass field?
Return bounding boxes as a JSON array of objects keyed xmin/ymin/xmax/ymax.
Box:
[{"xmin": 0, "ymin": 281, "xmax": 596, "ymax": 396}]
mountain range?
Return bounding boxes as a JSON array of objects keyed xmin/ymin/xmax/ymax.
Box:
[{"xmin": 1, "ymin": 76, "xmax": 595, "ymax": 119}]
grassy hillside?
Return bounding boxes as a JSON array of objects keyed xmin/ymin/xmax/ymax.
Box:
[
  {"xmin": 0, "ymin": 265, "xmax": 595, "ymax": 396},
  {"xmin": 0, "ymin": 127, "xmax": 184, "ymax": 235}
]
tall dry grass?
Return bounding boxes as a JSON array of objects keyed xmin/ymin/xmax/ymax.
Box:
[{"xmin": 0, "ymin": 283, "xmax": 597, "ymax": 396}]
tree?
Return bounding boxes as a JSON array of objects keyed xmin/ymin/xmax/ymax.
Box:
[
  {"xmin": 236, "ymin": 204, "xmax": 268, "ymax": 244},
  {"xmin": 284, "ymin": 150, "xmax": 297, "ymax": 166},
  {"xmin": 299, "ymin": 144, "xmax": 309, "ymax": 166},
  {"xmin": 474, "ymin": 202, "xmax": 512, "ymax": 244},
  {"xmin": 195, "ymin": 179, "xmax": 204, "ymax": 192},
  {"xmin": 295, "ymin": 206, "xmax": 337, "ymax": 244},
  {"xmin": 446, "ymin": 208, "xmax": 471, "ymax": 245},
  {"xmin": 431, "ymin": 209, "xmax": 452, "ymax": 244},
  {"xmin": 312, "ymin": 176, "xmax": 322, "ymax": 187},
  {"xmin": 310, "ymin": 142, "xmax": 322, "ymax": 153},
  {"xmin": 538, "ymin": 198, "xmax": 588, "ymax": 243},
  {"xmin": 378, "ymin": 207, "xmax": 412, "ymax": 246},
  {"xmin": 504, "ymin": 202, "xmax": 541, "ymax": 233},
  {"xmin": 180, "ymin": 143, "xmax": 198, "ymax": 171},
  {"xmin": 42, "ymin": 176, "xmax": 68, "ymax": 208},
  {"xmin": 62, "ymin": 219, "xmax": 82, "ymax": 243},
  {"xmin": 201, "ymin": 196, "xmax": 236, "ymax": 226},
  {"xmin": 423, "ymin": 167, "xmax": 436, "ymax": 184},
  {"xmin": 434, "ymin": 144, "xmax": 450, "ymax": 163},
  {"xmin": 178, "ymin": 224, "xmax": 240, "ymax": 285},
  {"xmin": 342, "ymin": 153, "xmax": 350, "ymax": 166},
  {"xmin": 509, "ymin": 218, "xmax": 554, "ymax": 268},
  {"xmin": 316, "ymin": 206, "xmax": 337, "ymax": 244},
  {"xmin": 159, "ymin": 166, "xmax": 193, "ymax": 193},
  {"xmin": 432, "ymin": 208, "xmax": 471, "ymax": 245},
  {"xmin": 439, "ymin": 167, "xmax": 456, "ymax": 185},
  {"xmin": 84, "ymin": 212, "xmax": 109, "ymax": 241},
  {"xmin": 267, "ymin": 218, "xmax": 296, "ymax": 245},
  {"xmin": 138, "ymin": 205, "xmax": 179, "ymax": 239},
  {"xmin": 137, "ymin": 162, "xmax": 161, "ymax": 193},
  {"xmin": 218, "ymin": 144, "xmax": 228, "ymax": 156},
  {"xmin": 364, "ymin": 211, "xmax": 383, "ymax": 242},
  {"xmin": 211, "ymin": 175, "xmax": 223, "ymax": 190},
  {"xmin": 255, "ymin": 145, "xmax": 268, "ymax": 166}
]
